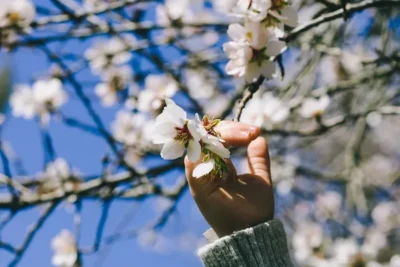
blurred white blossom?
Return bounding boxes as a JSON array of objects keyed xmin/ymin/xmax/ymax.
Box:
[
  {"xmin": 51, "ymin": 230, "xmax": 77, "ymax": 267},
  {"xmin": 11, "ymin": 79, "xmax": 68, "ymax": 124},
  {"xmin": 0, "ymin": 0, "xmax": 35, "ymax": 26},
  {"xmin": 185, "ymin": 69, "xmax": 216, "ymax": 100},
  {"xmin": 137, "ymin": 74, "xmax": 178, "ymax": 114},
  {"xmin": 85, "ymin": 37, "xmax": 135, "ymax": 74},
  {"xmin": 241, "ymin": 92, "xmax": 289, "ymax": 127},
  {"xmin": 112, "ymin": 111, "xmax": 147, "ymax": 146},
  {"xmin": 95, "ymin": 65, "xmax": 133, "ymax": 107},
  {"xmin": 299, "ymin": 95, "xmax": 330, "ymax": 119}
]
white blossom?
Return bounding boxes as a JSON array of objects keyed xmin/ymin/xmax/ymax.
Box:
[
  {"xmin": 299, "ymin": 95, "xmax": 330, "ymax": 118},
  {"xmin": 152, "ymin": 99, "xmax": 201, "ymax": 162},
  {"xmin": 51, "ymin": 230, "xmax": 77, "ymax": 267},
  {"xmin": 192, "ymin": 114, "xmax": 230, "ymax": 178},
  {"xmin": 224, "ymin": 22, "xmax": 286, "ymax": 82}
]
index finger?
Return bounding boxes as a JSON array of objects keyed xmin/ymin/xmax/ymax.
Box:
[{"xmin": 215, "ymin": 121, "xmax": 261, "ymax": 147}]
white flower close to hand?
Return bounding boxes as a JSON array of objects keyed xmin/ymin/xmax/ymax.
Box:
[
  {"xmin": 153, "ymin": 99, "xmax": 201, "ymax": 162},
  {"xmin": 299, "ymin": 95, "xmax": 330, "ymax": 119},
  {"xmin": 51, "ymin": 230, "xmax": 78, "ymax": 267},
  {"xmin": 191, "ymin": 114, "xmax": 230, "ymax": 178}
]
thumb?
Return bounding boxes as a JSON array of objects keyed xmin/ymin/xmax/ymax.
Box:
[{"xmin": 247, "ymin": 137, "xmax": 272, "ymax": 184}]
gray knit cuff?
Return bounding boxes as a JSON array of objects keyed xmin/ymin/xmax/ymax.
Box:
[{"xmin": 198, "ymin": 220, "xmax": 293, "ymax": 267}]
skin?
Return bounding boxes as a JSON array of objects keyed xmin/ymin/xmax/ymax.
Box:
[{"xmin": 185, "ymin": 121, "xmax": 274, "ymax": 238}]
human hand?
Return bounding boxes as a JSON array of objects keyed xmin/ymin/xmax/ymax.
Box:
[{"xmin": 185, "ymin": 121, "xmax": 274, "ymax": 238}]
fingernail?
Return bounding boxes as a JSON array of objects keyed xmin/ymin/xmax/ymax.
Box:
[
  {"xmin": 240, "ymin": 130, "xmax": 250, "ymax": 138},
  {"xmin": 250, "ymin": 126, "xmax": 260, "ymax": 136}
]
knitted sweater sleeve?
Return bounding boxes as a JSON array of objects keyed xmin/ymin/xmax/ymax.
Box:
[{"xmin": 198, "ymin": 220, "xmax": 294, "ymax": 267}]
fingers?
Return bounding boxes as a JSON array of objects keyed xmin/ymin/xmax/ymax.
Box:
[
  {"xmin": 247, "ymin": 137, "xmax": 272, "ymax": 184},
  {"xmin": 185, "ymin": 156, "xmax": 236, "ymax": 196},
  {"xmin": 215, "ymin": 121, "xmax": 260, "ymax": 147}
]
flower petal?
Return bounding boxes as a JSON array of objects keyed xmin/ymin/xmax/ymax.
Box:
[
  {"xmin": 187, "ymin": 140, "xmax": 201, "ymax": 162},
  {"xmin": 205, "ymin": 140, "xmax": 230, "ymax": 159},
  {"xmin": 193, "ymin": 159, "xmax": 215, "ymax": 178},
  {"xmin": 160, "ymin": 140, "xmax": 185, "ymax": 160},
  {"xmin": 187, "ymin": 120, "xmax": 201, "ymax": 141},
  {"xmin": 227, "ymin": 23, "xmax": 245, "ymax": 41},
  {"xmin": 156, "ymin": 99, "xmax": 187, "ymax": 128},
  {"xmin": 265, "ymin": 40, "xmax": 287, "ymax": 57},
  {"xmin": 155, "ymin": 122, "xmax": 177, "ymax": 139}
]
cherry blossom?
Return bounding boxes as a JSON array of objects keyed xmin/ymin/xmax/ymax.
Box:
[
  {"xmin": 224, "ymin": 19, "xmax": 287, "ymax": 82},
  {"xmin": 153, "ymin": 99, "xmax": 201, "ymax": 162}
]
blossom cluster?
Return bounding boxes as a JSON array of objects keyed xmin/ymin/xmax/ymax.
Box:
[
  {"xmin": 223, "ymin": 0, "xmax": 298, "ymax": 82},
  {"xmin": 153, "ymin": 99, "xmax": 230, "ymax": 179}
]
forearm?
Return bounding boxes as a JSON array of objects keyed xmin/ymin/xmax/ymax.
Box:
[{"xmin": 198, "ymin": 220, "xmax": 294, "ymax": 267}]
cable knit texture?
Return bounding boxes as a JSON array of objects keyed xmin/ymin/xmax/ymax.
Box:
[{"xmin": 198, "ymin": 220, "xmax": 294, "ymax": 267}]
